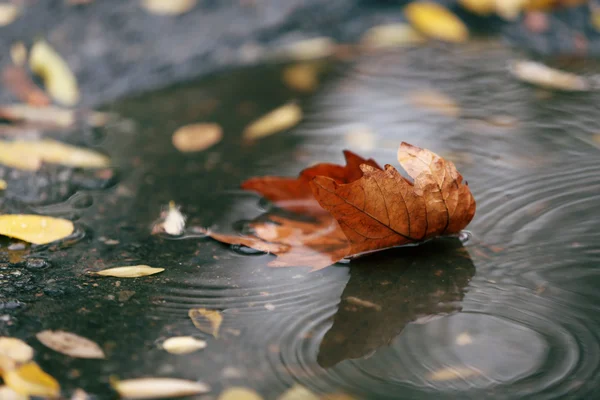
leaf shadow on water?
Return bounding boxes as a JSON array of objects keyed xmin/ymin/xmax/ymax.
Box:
[{"xmin": 317, "ymin": 237, "xmax": 475, "ymax": 368}]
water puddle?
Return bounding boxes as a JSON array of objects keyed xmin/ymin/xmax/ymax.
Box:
[{"xmin": 1, "ymin": 40, "xmax": 600, "ymax": 398}]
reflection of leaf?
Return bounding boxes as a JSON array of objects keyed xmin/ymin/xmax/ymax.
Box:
[
  {"xmin": 29, "ymin": 40, "xmax": 79, "ymax": 106},
  {"xmin": 404, "ymin": 2, "xmax": 468, "ymax": 43},
  {"xmin": 188, "ymin": 308, "xmax": 222, "ymax": 338},
  {"xmin": 2, "ymin": 362, "xmax": 60, "ymax": 398},
  {"xmin": 36, "ymin": 330, "xmax": 105, "ymax": 359},
  {"xmin": 311, "ymin": 143, "xmax": 476, "ymax": 256},
  {"xmin": 94, "ymin": 265, "xmax": 164, "ymax": 278},
  {"xmin": 111, "ymin": 377, "xmax": 209, "ymax": 399},
  {"xmin": 318, "ymin": 239, "xmax": 475, "ymax": 368},
  {"xmin": 243, "ymin": 103, "xmax": 302, "ymax": 141},
  {"xmin": 0, "ymin": 215, "xmax": 74, "ymax": 245}
]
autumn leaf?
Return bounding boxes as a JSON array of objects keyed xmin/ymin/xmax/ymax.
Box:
[
  {"xmin": 172, "ymin": 123, "xmax": 222, "ymax": 153},
  {"xmin": 242, "ymin": 103, "xmax": 302, "ymax": 141},
  {"xmin": 404, "ymin": 2, "xmax": 468, "ymax": 43},
  {"xmin": 188, "ymin": 308, "xmax": 222, "ymax": 338},
  {"xmin": 29, "ymin": 40, "xmax": 79, "ymax": 106},
  {"xmin": 111, "ymin": 377, "xmax": 209, "ymax": 399},
  {"xmin": 93, "ymin": 265, "xmax": 164, "ymax": 278},
  {"xmin": 2, "ymin": 66, "xmax": 51, "ymax": 106},
  {"xmin": 242, "ymin": 150, "xmax": 381, "ymax": 214},
  {"xmin": 219, "ymin": 387, "xmax": 263, "ymax": 400},
  {"xmin": 141, "ymin": 0, "xmax": 197, "ymax": 16},
  {"xmin": 310, "ymin": 143, "xmax": 475, "ymax": 256},
  {"xmin": 161, "ymin": 336, "xmax": 206, "ymax": 354},
  {"xmin": 36, "ymin": 330, "xmax": 105, "ymax": 359},
  {"xmin": 0, "ymin": 215, "xmax": 74, "ymax": 245},
  {"xmin": 2, "ymin": 362, "xmax": 60, "ymax": 398},
  {"xmin": 0, "ymin": 338, "xmax": 34, "ymax": 364}
]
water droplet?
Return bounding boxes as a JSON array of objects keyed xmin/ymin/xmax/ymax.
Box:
[{"xmin": 458, "ymin": 230, "xmax": 472, "ymax": 244}]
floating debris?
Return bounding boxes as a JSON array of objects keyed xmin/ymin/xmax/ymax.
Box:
[
  {"xmin": 0, "ymin": 139, "xmax": 110, "ymax": 171},
  {"xmin": 36, "ymin": 330, "xmax": 105, "ymax": 359},
  {"xmin": 29, "ymin": 40, "xmax": 79, "ymax": 106},
  {"xmin": 0, "ymin": 3, "xmax": 19, "ymax": 26},
  {"xmin": 243, "ymin": 103, "xmax": 302, "ymax": 140},
  {"xmin": 509, "ymin": 60, "xmax": 590, "ymax": 91},
  {"xmin": 141, "ymin": 0, "xmax": 197, "ymax": 15},
  {"xmin": 2, "ymin": 362, "xmax": 60, "ymax": 398},
  {"xmin": 404, "ymin": 1, "xmax": 468, "ymax": 43},
  {"xmin": 427, "ymin": 366, "xmax": 481, "ymax": 381},
  {"xmin": 152, "ymin": 201, "xmax": 186, "ymax": 236},
  {"xmin": 111, "ymin": 377, "xmax": 210, "ymax": 399},
  {"xmin": 219, "ymin": 387, "xmax": 263, "ymax": 400},
  {"xmin": 189, "ymin": 308, "xmax": 222, "ymax": 338},
  {"xmin": 94, "ymin": 265, "xmax": 165, "ymax": 278},
  {"xmin": 0, "ymin": 215, "xmax": 74, "ymax": 245},
  {"xmin": 360, "ymin": 23, "xmax": 426, "ymax": 48},
  {"xmin": 0, "ymin": 337, "xmax": 34, "ymax": 363},
  {"xmin": 172, "ymin": 123, "xmax": 222, "ymax": 153},
  {"xmin": 161, "ymin": 336, "xmax": 207, "ymax": 355}
]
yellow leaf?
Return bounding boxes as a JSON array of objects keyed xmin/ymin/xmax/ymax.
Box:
[
  {"xmin": 94, "ymin": 265, "xmax": 165, "ymax": 278},
  {"xmin": 278, "ymin": 37, "xmax": 336, "ymax": 61},
  {"xmin": 427, "ymin": 366, "xmax": 481, "ymax": 381},
  {"xmin": 0, "ymin": 104, "xmax": 110, "ymax": 128},
  {"xmin": 459, "ymin": 0, "xmax": 495, "ymax": 15},
  {"xmin": 188, "ymin": 308, "xmax": 222, "ymax": 338},
  {"xmin": 0, "ymin": 139, "xmax": 110, "ymax": 171},
  {"xmin": 277, "ymin": 384, "xmax": 319, "ymax": 400},
  {"xmin": 404, "ymin": 2, "xmax": 468, "ymax": 43},
  {"xmin": 172, "ymin": 123, "xmax": 222, "ymax": 153},
  {"xmin": 509, "ymin": 60, "xmax": 589, "ymax": 91},
  {"xmin": 496, "ymin": 0, "xmax": 527, "ymax": 20},
  {"xmin": 161, "ymin": 336, "xmax": 206, "ymax": 354},
  {"xmin": 36, "ymin": 330, "xmax": 105, "ymax": 359},
  {"xmin": 360, "ymin": 23, "xmax": 426, "ymax": 48},
  {"xmin": 29, "ymin": 40, "xmax": 79, "ymax": 106},
  {"xmin": 0, "ymin": 215, "xmax": 74, "ymax": 245},
  {"xmin": 0, "ymin": 386, "xmax": 28, "ymax": 400},
  {"xmin": 0, "ymin": 179, "xmax": 6, "ymax": 190},
  {"xmin": 0, "ymin": 3, "xmax": 19, "ymax": 26},
  {"xmin": 243, "ymin": 103, "xmax": 302, "ymax": 140},
  {"xmin": 2, "ymin": 362, "xmax": 60, "ymax": 398},
  {"xmin": 111, "ymin": 377, "xmax": 209, "ymax": 399},
  {"xmin": 282, "ymin": 63, "xmax": 320, "ymax": 93},
  {"xmin": 10, "ymin": 42, "xmax": 27, "ymax": 66},
  {"xmin": 141, "ymin": 0, "xmax": 197, "ymax": 16},
  {"xmin": 219, "ymin": 387, "xmax": 263, "ymax": 400},
  {"xmin": 407, "ymin": 89, "xmax": 461, "ymax": 117},
  {"xmin": 0, "ymin": 337, "xmax": 34, "ymax": 364}
]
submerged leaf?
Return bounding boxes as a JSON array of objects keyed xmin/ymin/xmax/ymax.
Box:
[
  {"xmin": 141, "ymin": 0, "xmax": 197, "ymax": 16},
  {"xmin": 219, "ymin": 387, "xmax": 263, "ymax": 400},
  {"xmin": 36, "ymin": 330, "xmax": 105, "ymax": 359},
  {"xmin": 243, "ymin": 103, "xmax": 302, "ymax": 140},
  {"xmin": 2, "ymin": 362, "xmax": 60, "ymax": 398},
  {"xmin": 0, "ymin": 337, "xmax": 34, "ymax": 363},
  {"xmin": 0, "ymin": 139, "xmax": 110, "ymax": 171},
  {"xmin": 188, "ymin": 308, "xmax": 222, "ymax": 338},
  {"xmin": 112, "ymin": 377, "xmax": 209, "ymax": 399},
  {"xmin": 29, "ymin": 40, "xmax": 79, "ymax": 106},
  {"xmin": 0, "ymin": 215, "xmax": 74, "ymax": 245},
  {"xmin": 172, "ymin": 123, "xmax": 222, "ymax": 153},
  {"xmin": 94, "ymin": 265, "xmax": 164, "ymax": 278},
  {"xmin": 404, "ymin": 2, "xmax": 468, "ymax": 43},
  {"xmin": 162, "ymin": 336, "xmax": 207, "ymax": 354}
]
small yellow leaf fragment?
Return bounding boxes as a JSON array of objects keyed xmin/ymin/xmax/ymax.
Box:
[
  {"xmin": 427, "ymin": 366, "xmax": 481, "ymax": 381},
  {"xmin": 10, "ymin": 42, "xmax": 27, "ymax": 66},
  {"xmin": 509, "ymin": 60, "xmax": 589, "ymax": 91},
  {"xmin": 455, "ymin": 332, "xmax": 473, "ymax": 346},
  {"xmin": 172, "ymin": 123, "xmax": 222, "ymax": 153},
  {"xmin": 0, "ymin": 215, "xmax": 74, "ymax": 245},
  {"xmin": 188, "ymin": 308, "xmax": 222, "ymax": 338},
  {"xmin": 0, "ymin": 179, "xmax": 6, "ymax": 190},
  {"xmin": 2, "ymin": 362, "xmax": 60, "ymax": 398},
  {"xmin": 459, "ymin": 0, "xmax": 495, "ymax": 15},
  {"xmin": 141, "ymin": 0, "xmax": 197, "ymax": 15},
  {"xmin": 0, "ymin": 139, "xmax": 110, "ymax": 171},
  {"xmin": 282, "ymin": 63, "xmax": 319, "ymax": 92},
  {"xmin": 0, "ymin": 337, "xmax": 34, "ymax": 363},
  {"xmin": 219, "ymin": 387, "xmax": 263, "ymax": 400},
  {"xmin": 0, "ymin": 3, "xmax": 19, "ymax": 26},
  {"xmin": 243, "ymin": 103, "xmax": 302, "ymax": 140},
  {"xmin": 112, "ymin": 377, "xmax": 210, "ymax": 399},
  {"xmin": 36, "ymin": 330, "xmax": 105, "ymax": 359},
  {"xmin": 360, "ymin": 23, "xmax": 426, "ymax": 49},
  {"xmin": 29, "ymin": 40, "xmax": 79, "ymax": 106},
  {"xmin": 404, "ymin": 2, "xmax": 468, "ymax": 43},
  {"xmin": 279, "ymin": 37, "xmax": 336, "ymax": 61},
  {"xmin": 0, "ymin": 386, "xmax": 28, "ymax": 400},
  {"xmin": 407, "ymin": 89, "xmax": 461, "ymax": 117},
  {"xmin": 94, "ymin": 265, "xmax": 164, "ymax": 278},
  {"xmin": 162, "ymin": 336, "xmax": 207, "ymax": 354},
  {"xmin": 277, "ymin": 384, "xmax": 319, "ymax": 400}
]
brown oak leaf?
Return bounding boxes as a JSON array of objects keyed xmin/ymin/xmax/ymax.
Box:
[{"xmin": 310, "ymin": 142, "xmax": 476, "ymax": 256}]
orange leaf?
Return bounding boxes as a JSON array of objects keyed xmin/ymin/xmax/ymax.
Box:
[
  {"xmin": 2, "ymin": 66, "xmax": 50, "ymax": 106},
  {"xmin": 242, "ymin": 150, "xmax": 381, "ymax": 214},
  {"xmin": 310, "ymin": 142, "xmax": 475, "ymax": 256}
]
